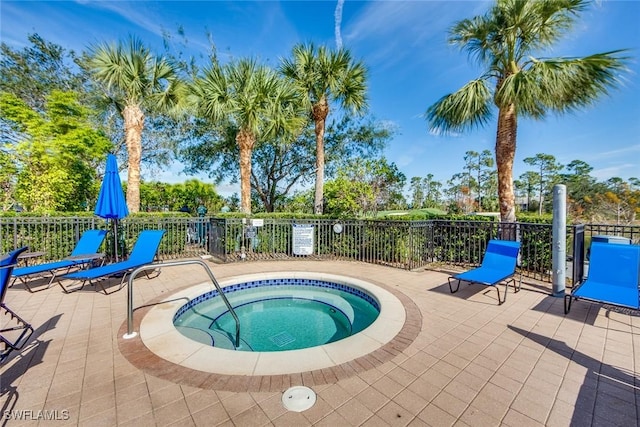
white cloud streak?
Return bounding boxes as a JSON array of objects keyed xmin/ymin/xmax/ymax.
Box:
[
  {"xmin": 591, "ymin": 164, "xmax": 638, "ymax": 180},
  {"xmin": 335, "ymin": 0, "xmax": 344, "ymax": 49},
  {"xmin": 344, "ymin": 1, "xmax": 491, "ymax": 68},
  {"xmin": 85, "ymin": 1, "xmax": 165, "ymax": 39},
  {"xmin": 595, "ymin": 144, "xmax": 640, "ymax": 158}
]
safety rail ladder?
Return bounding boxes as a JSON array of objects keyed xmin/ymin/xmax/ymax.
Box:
[{"xmin": 123, "ymin": 259, "xmax": 240, "ymax": 348}]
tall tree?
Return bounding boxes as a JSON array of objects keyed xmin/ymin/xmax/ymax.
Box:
[
  {"xmin": 523, "ymin": 153, "xmax": 562, "ymax": 215},
  {"xmin": 423, "ymin": 174, "xmax": 444, "ymax": 208},
  {"xmin": 560, "ymin": 159, "xmax": 597, "ymax": 218},
  {"xmin": 192, "ymin": 58, "xmax": 305, "ymax": 214},
  {"xmin": 0, "ymin": 33, "xmax": 85, "ymax": 111},
  {"xmin": 597, "ymin": 178, "xmax": 640, "ymax": 224},
  {"xmin": 0, "ymin": 146, "xmax": 18, "ymax": 211},
  {"xmin": 88, "ymin": 37, "xmax": 186, "ymax": 213},
  {"xmin": 446, "ymin": 172, "xmax": 474, "ymax": 213},
  {"xmin": 280, "ymin": 42, "xmax": 368, "ymax": 214},
  {"xmin": 514, "ymin": 171, "xmax": 540, "ymax": 213},
  {"xmin": 426, "ymin": 0, "xmax": 627, "ymax": 223},
  {"xmin": 180, "ymin": 114, "xmax": 388, "ymax": 213},
  {"xmin": 140, "ymin": 179, "xmax": 223, "ymax": 213},
  {"xmin": 474, "ymin": 150, "xmax": 495, "ymax": 211},
  {"xmin": 250, "ymin": 116, "xmax": 390, "ymax": 213},
  {"xmin": 324, "ymin": 157, "xmax": 406, "ymax": 217},
  {"xmin": 410, "ymin": 177, "xmax": 426, "ymax": 209},
  {"xmin": 1, "ymin": 91, "xmax": 111, "ymax": 212},
  {"xmin": 463, "ymin": 149, "xmax": 495, "ymax": 211}
]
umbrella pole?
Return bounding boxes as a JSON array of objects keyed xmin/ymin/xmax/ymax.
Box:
[{"xmin": 114, "ymin": 219, "xmax": 119, "ymax": 262}]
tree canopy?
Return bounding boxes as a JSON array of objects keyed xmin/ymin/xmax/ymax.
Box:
[
  {"xmin": 426, "ymin": 0, "xmax": 628, "ymax": 223},
  {"xmin": 0, "ymin": 90, "xmax": 111, "ymax": 212}
]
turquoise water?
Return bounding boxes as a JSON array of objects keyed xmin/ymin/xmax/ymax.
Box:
[{"xmin": 174, "ymin": 282, "xmax": 380, "ymax": 352}]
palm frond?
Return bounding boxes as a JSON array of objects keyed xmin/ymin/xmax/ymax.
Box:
[
  {"xmin": 194, "ymin": 57, "xmax": 306, "ymax": 144},
  {"xmin": 88, "ymin": 36, "xmax": 184, "ymax": 113},
  {"xmin": 525, "ymin": 50, "xmax": 629, "ymax": 114},
  {"xmin": 449, "ymin": 15, "xmax": 498, "ymax": 67},
  {"xmin": 495, "ymin": 71, "xmax": 547, "ymax": 119},
  {"xmin": 426, "ymin": 79, "xmax": 493, "ymax": 134}
]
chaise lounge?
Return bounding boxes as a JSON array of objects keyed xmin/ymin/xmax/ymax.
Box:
[
  {"xmin": 12, "ymin": 229, "xmax": 107, "ymax": 292},
  {"xmin": 564, "ymin": 241, "xmax": 640, "ymax": 314},
  {"xmin": 1, "ymin": 247, "xmax": 34, "ymax": 364},
  {"xmin": 448, "ymin": 239, "xmax": 521, "ymax": 305},
  {"xmin": 59, "ymin": 230, "xmax": 165, "ymax": 294}
]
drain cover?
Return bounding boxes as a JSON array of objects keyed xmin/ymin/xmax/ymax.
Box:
[
  {"xmin": 282, "ymin": 386, "xmax": 316, "ymax": 412},
  {"xmin": 270, "ymin": 331, "xmax": 296, "ymax": 347}
]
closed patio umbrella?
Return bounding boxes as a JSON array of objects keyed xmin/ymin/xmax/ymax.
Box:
[{"xmin": 94, "ymin": 154, "xmax": 129, "ymax": 261}]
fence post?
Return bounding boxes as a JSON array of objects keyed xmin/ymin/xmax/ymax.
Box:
[
  {"xmin": 552, "ymin": 184, "xmax": 567, "ymax": 297},
  {"xmin": 571, "ymin": 224, "xmax": 585, "ymax": 287},
  {"xmin": 428, "ymin": 221, "xmax": 434, "ymax": 262}
]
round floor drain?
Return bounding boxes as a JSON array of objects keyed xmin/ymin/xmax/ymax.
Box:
[{"xmin": 282, "ymin": 386, "xmax": 316, "ymax": 412}]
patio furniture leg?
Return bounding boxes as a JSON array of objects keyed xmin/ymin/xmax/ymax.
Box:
[
  {"xmin": 22, "ymin": 273, "xmax": 58, "ymax": 293},
  {"xmin": 496, "ymin": 283, "xmax": 506, "ymax": 305},
  {"xmin": 97, "ymin": 279, "xmax": 111, "ymax": 295},
  {"xmin": 57, "ymin": 278, "xmax": 86, "ymax": 293},
  {"xmin": 564, "ymin": 294, "xmax": 573, "ymax": 314},
  {"xmin": 0, "ymin": 303, "xmax": 34, "ymax": 364},
  {"xmin": 98, "ymin": 274, "xmax": 128, "ymax": 295},
  {"xmin": 448, "ymin": 277, "xmax": 461, "ymax": 293}
]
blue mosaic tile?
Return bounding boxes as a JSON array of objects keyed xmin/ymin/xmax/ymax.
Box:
[{"xmin": 172, "ymin": 277, "xmax": 381, "ymax": 323}]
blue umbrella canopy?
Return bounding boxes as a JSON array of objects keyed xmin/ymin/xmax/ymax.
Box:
[
  {"xmin": 95, "ymin": 154, "xmax": 129, "ymax": 261},
  {"xmin": 95, "ymin": 154, "xmax": 129, "ymax": 220}
]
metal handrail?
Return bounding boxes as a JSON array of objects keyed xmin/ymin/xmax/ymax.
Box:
[{"xmin": 123, "ymin": 259, "xmax": 241, "ymax": 348}]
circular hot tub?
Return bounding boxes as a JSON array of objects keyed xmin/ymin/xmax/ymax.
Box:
[
  {"xmin": 173, "ymin": 277, "xmax": 381, "ymax": 352},
  {"xmin": 139, "ymin": 272, "xmax": 406, "ymax": 375}
]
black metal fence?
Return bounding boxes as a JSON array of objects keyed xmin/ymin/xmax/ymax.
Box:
[
  {"xmin": 0, "ymin": 216, "xmax": 211, "ymax": 261},
  {"xmin": 208, "ymin": 218, "xmax": 560, "ymax": 281},
  {"xmin": 580, "ymin": 223, "xmax": 640, "ymax": 244},
  {"xmin": 2, "ymin": 216, "xmax": 638, "ymax": 284}
]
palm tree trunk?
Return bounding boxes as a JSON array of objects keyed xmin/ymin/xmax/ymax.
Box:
[
  {"xmin": 237, "ymin": 129, "xmax": 254, "ymax": 214},
  {"xmin": 495, "ymin": 104, "xmax": 517, "ymax": 223},
  {"xmin": 123, "ymin": 103, "xmax": 144, "ymax": 213},
  {"xmin": 313, "ymin": 99, "xmax": 329, "ymax": 215}
]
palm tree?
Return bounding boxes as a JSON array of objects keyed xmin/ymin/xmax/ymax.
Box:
[
  {"xmin": 88, "ymin": 37, "xmax": 185, "ymax": 213},
  {"xmin": 426, "ymin": 0, "xmax": 627, "ymax": 222},
  {"xmin": 281, "ymin": 43, "xmax": 368, "ymax": 214},
  {"xmin": 192, "ymin": 58, "xmax": 305, "ymax": 214}
]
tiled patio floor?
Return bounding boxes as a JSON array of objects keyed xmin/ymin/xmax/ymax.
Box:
[{"xmin": 1, "ymin": 259, "xmax": 638, "ymax": 426}]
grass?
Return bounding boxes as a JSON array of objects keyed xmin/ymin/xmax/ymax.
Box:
[{"xmin": 373, "ymin": 208, "xmax": 447, "ymax": 217}]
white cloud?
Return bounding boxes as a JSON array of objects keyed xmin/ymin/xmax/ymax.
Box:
[
  {"xmin": 335, "ymin": 0, "xmax": 344, "ymax": 49},
  {"xmin": 592, "ymin": 164, "xmax": 638, "ymax": 180},
  {"xmin": 344, "ymin": 1, "xmax": 490, "ymax": 68},
  {"xmin": 596, "ymin": 144, "xmax": 640, "ymax": 158},
  {"xmin": 427, "ymin": 128, "xmax": 462, "ymax": 138},
  {"xmin": 86, "ymin": 1, "xmax": 165, "ymax": 39}
]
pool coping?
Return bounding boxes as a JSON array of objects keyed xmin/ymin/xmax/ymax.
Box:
[
  {"xmin": 142, "ymin": 272, "xmax": 406, "ymax": 375},
  {"xmin": 118, "ymin": 271, "xmax": 422, "ymax": 392}
]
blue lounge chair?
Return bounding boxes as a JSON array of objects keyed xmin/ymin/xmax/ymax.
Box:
[
  {"xmin": 12, "ymin": 229, "xmax": 108, "ymax": 292},
  {"xmin": 448, "ymin": 240, "xmax": 521, "ymax": 305},
  {"xmin": 564, "ymin": 242, "xmax": 640, "ymax": 314},
  {"xmin": 60, "ymin": 230, "xmax": 165, "ymax": 294},
  {"xmin": 1, "ymin": 247, "xmax": 34, "ymax": 364}
]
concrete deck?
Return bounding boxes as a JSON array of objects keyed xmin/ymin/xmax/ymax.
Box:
[{"xmin": 1, "ymin": 259, "xmax": 638, "ymax": 426}]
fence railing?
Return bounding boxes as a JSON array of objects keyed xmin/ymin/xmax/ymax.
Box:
[
  {"xmin": 0, "ymin": 216, "xmax": 211, "ymax": 261},
  {"xmin": 208, "ymin": 218, "xmax": 558, "ymax": 281},
  {"xmin": 581, "ymin": 224, "xmax": 640, "ymax": 244},
  {"xmin": 2, "ymin": 216, "xmax": 638, "ymax": 284}
]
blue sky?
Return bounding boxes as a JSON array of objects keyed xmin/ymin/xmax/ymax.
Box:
[{"xmin": 2, "ymin": 0, "xmax": 639, "ymax": 197}]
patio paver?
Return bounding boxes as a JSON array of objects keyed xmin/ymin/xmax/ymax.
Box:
[{"xmin": 1, "ymin": 259, "xmax": 638, "ymax": 426}]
